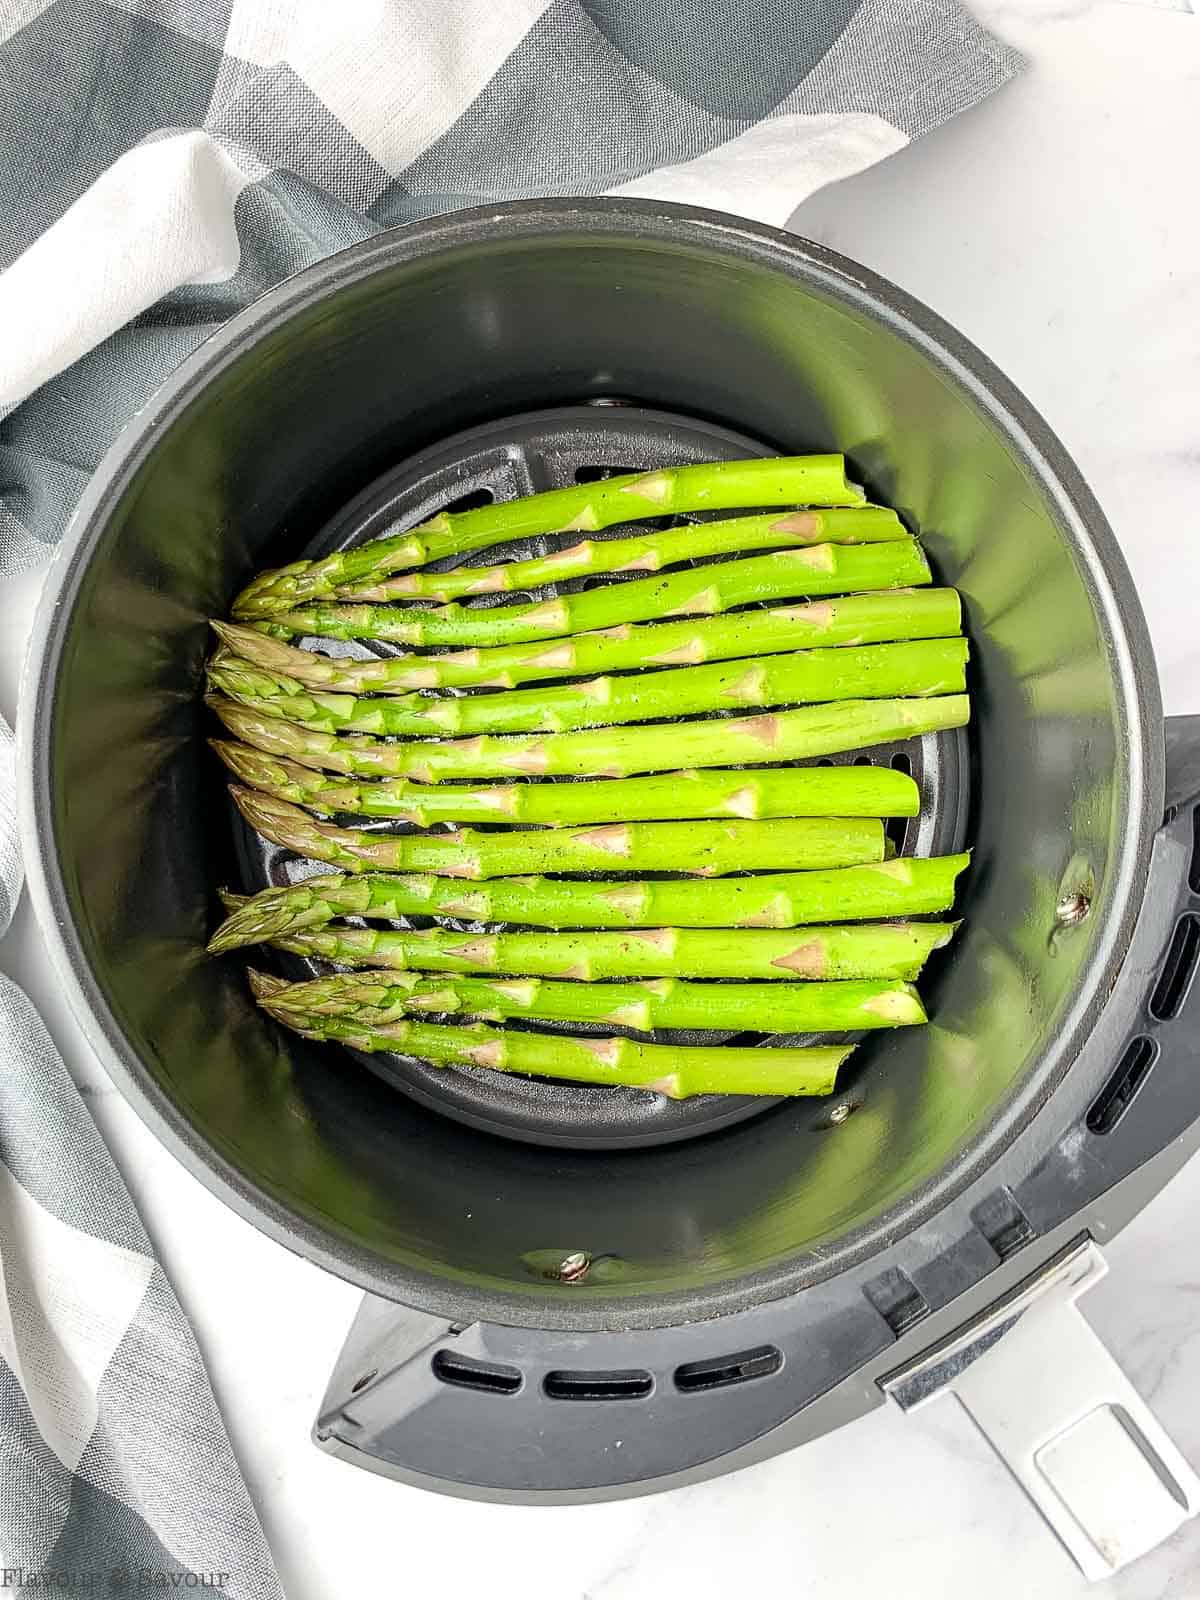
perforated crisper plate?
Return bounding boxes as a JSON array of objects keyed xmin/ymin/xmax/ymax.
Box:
[{"xmin": 229, "ymin": 405, "xmax": 971, "ymax": 1149}]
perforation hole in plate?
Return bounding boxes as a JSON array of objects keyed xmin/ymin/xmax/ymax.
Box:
[
  {"xmin": 440, "ymin": 487, "xmax": 495, "ymax": 516},
  {"xmin": 228, "ymin": 405, "xmax": 970, "ymax": 1149},
  {"xmin": 574, "ymin": 463, "xmax": 644, "ymax": 483}
]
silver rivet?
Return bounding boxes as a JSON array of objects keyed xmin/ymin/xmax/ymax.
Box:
[
  {"xmin": 828, "ymin": 1103, "xmax": 852, "ymax": 1125},
  {"xmin": 554, "ymin": 1250, "xmax": 592, "ymax": 1283},
  {"xmin": 1056, "ymin": 890, "xmax": 1091, "ymax": 927}
]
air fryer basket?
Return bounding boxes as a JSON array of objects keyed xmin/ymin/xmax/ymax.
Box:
[
  {"xmin": 241, "ymin": 402, "xmax": 970, "ymax": 1149},
  {"xmin": 22, "ymin": 203, "xmax": 1200, "ymax": 1530}
]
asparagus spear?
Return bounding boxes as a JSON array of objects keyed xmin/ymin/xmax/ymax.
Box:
[
  {"xmin": 254, "ymin": 541, "xmax": 930, "ymax": 646},
  {"xmin": 257, "ymin": 919, "xmax": 959, "ymax": 980},
  {"xmin": 209, "ymin": 692, "xmax": 970, "ymax": 782},
  {"xmin": 211, "ymin": 743, "xmax": 920, "ymax": 825},
  {"xmin": 255, "ymin": 995, "xmax": 853, "ymax": 1098},
  {"xmin": 227, "ymin": 788, "xmax": 886, "ymax": 876},
  {"xmin": 339, "ymin": 507, "xmax": 908, "ymax": 603},
  {"xmin": 209, "ymin": 638, "xmax": 969, "ymax": 738},
  {"xmin": 232, "ymin": 455, "xmax": 866, "ymax": 619},
  {"xmin": 210, "ymin": 854, "xmax": 969, "ymax": 949},
  {"xmin": 213, "ymin": 589, "xmax": 962, "ymax": 694},
  {"xmin": 252, "ymin": 968, "xmax": 928, "ymax": 1033}
]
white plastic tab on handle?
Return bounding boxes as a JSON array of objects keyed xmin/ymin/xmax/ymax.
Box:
[{"xmin": 883, "ymin": 1240, "xmax": 1200, "ymax": 1581}]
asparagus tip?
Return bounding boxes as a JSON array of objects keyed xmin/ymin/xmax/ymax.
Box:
[
  {"xmin": 228, "ymin": 783, "xmax": 270, "ymax": 822},
  {"xmin": 247, "ymin": 968, "xmax": 289, "ymax": 1001},
  {"xmin": 209, "ymin": 921, "xmax": 254, "ymax": 953},
  {"xmin": 209, "ymin": 906, "xmax": 266, "ymax": 954},
  {"xmin": 209, "ymin": 618, "xmax": 240, "ymax": 647}
]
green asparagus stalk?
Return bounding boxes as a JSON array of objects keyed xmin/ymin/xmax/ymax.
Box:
[
  {"xmin": 227, "ymin": 788, "xmax": 886, "ymax": 877},
  {"xmin": 253, "ymin": 540, "xmax": 930, "ymax": 646},
  {"xmin": 210, "ymin": 854, "xmax": 969, "ymax": 949},
  {"xmin": 252, "ymin": 968, "xmax": 928, "ymax": 1033},
  {"xmin": 255, "ymin": 996, "xmax": 853, "ymax": 1098},
  {"xmin": 257, "ymin": 919, "xmax": 959, "ymax": 980},
  {"xmin": 213, "ymin": 589, "xmax": 962, "ymax": 694},
  {"xmin": 209, "ymin": 638, "xmax": 969, "ymax": 738},
  {"xmin": 338, "ymin": 507, "xmax": 908, "ymax": 603},
  {"xmin": 211, "ymin": 743, "xmax": 920, "ymax": 825},
  {"xmin": 232, "ymin": 455, "xmax": 866, "ymax": 619},
  {"xmin": 209, "ymin": 692, "xmax": 970, "ymax": 782}
]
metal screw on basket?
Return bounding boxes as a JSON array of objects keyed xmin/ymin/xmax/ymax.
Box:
[
  {"xmin": 1049, "ymin": 858, "xmax": 1097, "ymax": 954},
  {"xmin": 1055, "ymin": 890, "xmax": 1092, "ymax": 927},
  {"xmin": 553, "ymin": 1250, "xmax": 593, "ymax": 1283},
  {"xmin": 827, "ymin": 1103, "xmax": 854, "ymax": 1126}
]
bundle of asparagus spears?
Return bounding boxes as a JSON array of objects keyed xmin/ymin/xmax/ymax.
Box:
[{"xmin": 205, "ymin": 454, "xmax": 971, "ymax": 1102}]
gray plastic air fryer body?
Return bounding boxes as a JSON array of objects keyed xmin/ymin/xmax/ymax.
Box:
[{"xmin": 18, "ymin": 202, "xmax": 1200, "ymax": 1571}]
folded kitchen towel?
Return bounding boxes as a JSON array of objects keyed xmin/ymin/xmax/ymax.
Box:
[
  {"xmin": 0, "ymin": 732, "xmax": 281, "ymax": 1597},
  {"xmin": 0, "ymin": 0, "xmax": 1021, "ymax": 1589},
  {"xmin": 0, "ymin": 0, "xmax": 1023, "ymax": 564}
]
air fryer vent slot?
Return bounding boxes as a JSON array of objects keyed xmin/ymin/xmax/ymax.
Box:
[
  {"xmin": 431, "ymin": 1350, "xmax": 522, "ymax": 1395},
  {"xmin": 673, "ymin": 1345, "xmax": 782, "ymax": 1392},
  {"xmin": 1190, "ymin": 806, "xmax": 1200, "ymax": 895},
  {"xmin": 543, "ymin": 1368, "xmax": 653, "ymax": 1401},
  {"xmin": 1149, "ymin": 914, "xmax": 1200, "ymax": 1021},
  {"xmin": 1087, "ymin": 1036, "xmax": 1158, "ymax": 1136}
]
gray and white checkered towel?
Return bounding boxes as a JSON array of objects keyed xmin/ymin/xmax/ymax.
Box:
[{"xmin": 0, "ymin": 0, "xmax": 1021, "ymax": 1590}]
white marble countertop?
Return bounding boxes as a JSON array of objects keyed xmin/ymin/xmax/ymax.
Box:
[{"xmin": 2, "ymin": 3, "xmax": 1198, "ymax": 1595}]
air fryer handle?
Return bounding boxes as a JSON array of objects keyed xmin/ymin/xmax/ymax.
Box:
[{"xmin": 885, "ymin": 1239, "xmax": 1200, "ymax": 1580}]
